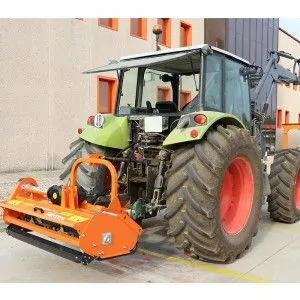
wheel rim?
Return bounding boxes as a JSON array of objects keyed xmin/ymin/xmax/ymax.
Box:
[
  {"xmin": 220, "ymin": 156, "xmax": 254, "ymax": 235},
  {"xmin": 294, "ymin": 171, "xmax": 300, "ymax": 209}
]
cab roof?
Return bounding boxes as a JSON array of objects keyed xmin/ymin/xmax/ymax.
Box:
[
  {"xmin": 120, "ymin": 44, "xmax": 250, "ymax": 65},
  {"xmin": 84, "ymin": 44, "xmax": 251, "ymax": 74}
]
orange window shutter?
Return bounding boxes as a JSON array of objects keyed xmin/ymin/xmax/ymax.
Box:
[
  {"xmin": 180, "ymin": 21, "xmax": 192, "ymax": 47},
  {"xmin": 130, "ymin": 18, "xmax": 147, "ymax": 39},
  {"xmin": 98, "ymin": 18, "xmax": 118, "ymax": 31},
  {"xmin": 158, "ymin": 18, "xmax": 171, "ymax": 47},
  {"xmin": 97, "ymin": 76, "xmax": 117, "ymax": 113},
  {"xmin": 285, "ymin": 111, "xmax": 290, "ymax": 124},
  {"xmin": 277, "ymin": 109, "xmax": 282, "ymax": 128}
]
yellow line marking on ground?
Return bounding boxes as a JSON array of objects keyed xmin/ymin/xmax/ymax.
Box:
[
  {"xmin": 138, "ymin": 248, "xmax": 270, "ymax": 283},
  {"xmin": 267, "ymin": 223, "xmax": 300, "ymax": 233}
]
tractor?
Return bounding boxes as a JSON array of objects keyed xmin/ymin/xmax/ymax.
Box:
[{"xmin": 1, "ymin": 44, "xmax": 300, "ymax": 264}]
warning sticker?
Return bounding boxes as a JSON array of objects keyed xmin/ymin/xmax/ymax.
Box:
[
  {"xmin": 60, "ymin": 212, "xmax": 73, "ymax": 217},
  {"xmin": 46, "ymin": 212, "xmax": 65, "ymax": 222}
]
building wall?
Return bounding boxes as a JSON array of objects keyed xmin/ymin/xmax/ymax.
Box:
[
  {"xmin": 226, "ymin": 19, "xmax": 279, "ymax": 68},
  {"xmin": 204, "ymin": 19, "xmax": 226, "ymax": 49},
  {"xmin": 0, "ymin": 18, "xmax": 204, "ymax": 172},
  {"xmin": 276, "ymin": 28, "xmax": 300, "ymax": 149}
]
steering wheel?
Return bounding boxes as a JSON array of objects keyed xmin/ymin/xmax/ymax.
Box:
[{"xmin": 146, "ymin": 101, "xmax": 153, "ymax": 113}]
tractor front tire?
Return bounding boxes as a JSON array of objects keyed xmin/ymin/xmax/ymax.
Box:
[
  {"xmin": 268, "ymin": 148, "xmax": 300, "ymax": 223},
  {"xmin": 59, "ymin": 139, "xmax": 117, "ymax": 198},
  {"xmin": 164, "ymin": 125, "xmax": 263, "ymax": 263}
]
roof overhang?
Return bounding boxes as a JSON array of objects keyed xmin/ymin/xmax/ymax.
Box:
[
  {"xmin": 84, "ymin": 44, "xmax": 250, "ymax": 74},
  {"xmin": 84, "ymin": 49, "xmax": 202, "ymax": 74}
]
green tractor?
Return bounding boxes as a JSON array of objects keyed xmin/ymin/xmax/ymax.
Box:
[{"xmin": 59, "ymin": 44, "xmax": 300, "ymax": 263}]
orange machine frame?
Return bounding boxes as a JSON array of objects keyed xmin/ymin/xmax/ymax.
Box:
[
  {"xmin": 282, "ymin": 124, "xmax": 300, "ymax": 149},
  {"xmin": 0, "ymin": 155, "xmax": 142, "ymax": 262}
]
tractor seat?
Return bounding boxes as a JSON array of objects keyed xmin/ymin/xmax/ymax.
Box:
[{"xmin": 155, "ymin": 101, "xmax": 178, "ymax": 113}]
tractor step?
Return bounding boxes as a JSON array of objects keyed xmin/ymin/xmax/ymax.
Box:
[{"xmin": 7, "ymin": 225, "xmax": 94, "ymax": 265}]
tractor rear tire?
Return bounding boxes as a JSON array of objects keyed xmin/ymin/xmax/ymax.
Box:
[
  {"xmin": 268, "ymin": 148, "xmax": 300, "ymax": 223},
  {"xmin": 164, "ymin": 125, "xmax": 263, "ymax": 263},
  {"xmin": 59, "ymin": 139, "xmax": 117, "ymax": 198}
]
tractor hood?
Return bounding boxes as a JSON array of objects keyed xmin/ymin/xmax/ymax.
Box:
[{"xmin": 79, "ymin": 114, "xmax": 129, "ymax": 149}]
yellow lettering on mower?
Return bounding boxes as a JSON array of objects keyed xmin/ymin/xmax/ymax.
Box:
[
  {"xmin": 7, "ymin": 200, "xmax": 23, "ymax": 206},
  {"xmin": 59, "ymin": 212, "xmax": 88, "ymax": 222},
  {"xmin": 68, "ymin": 215, "xmax": 88, "ymax": 223},
  {"xmin": 60, "ymin": 212, "xmax": 73, "ymax": 217}
]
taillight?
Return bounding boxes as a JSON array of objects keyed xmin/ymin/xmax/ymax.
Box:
[
  {"xmin": 190, "ymin": 129, "xmax": 199, "ymax": 138},
  {"xmin": 87, "ymin": 115, "xmax": 95, "ymax": 125},
  {"xmin": 194, "ymin": 114, "xmax": 207, "ymax": 125}
]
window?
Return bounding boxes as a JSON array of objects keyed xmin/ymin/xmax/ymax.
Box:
[
  {"xmin": 117, "ymin": 52, "xmax": 201, "ymax": 115},
  {"xmin": 130, "ymin": 18, "xmax": 147, "ymax": 39},
  {"xmin": 97, "ymin": 76, "xmax": 117, "ymax": 113},
  {"xmin": 180, "ymin": 21, "xmax": 192, "ymax": 47},
  {"xmin": 157, "ymin": 86, "xmax": 171, "ymax": 101},
  {"xmin": 98, "ymin": 18, "xmax": 118, "ymax": 31},
  {"xmin": 158, "ymin": 18, "xmax": 171, "ymax": 47},
  {"xmin": 277, "ymin": 109, "xmax": 282, "ymax": 128},
  {"xmin": 142, "ymin": 70, "xmax": 172, "ymax": 108},
  {"xmin": 285, "ymin": 110, "xmax": 290, "ymax": 124},
  {"xmin": 180, "ymin": 73, "xmax": 200, "ymax": 111},
  {"xmin": 180, "ymin": 90, "xmax": 192, "ymax": 109},
  {"xmin": 224, "ymin": 58, "xmax": 251, "ymax": 125},
  {"xmin": 118, "ymin": 68, "xmax": 138, "ymax": 112},
  {"xmin": 204, "ymin": 54, "xmax": 222, "ymax": 112}
]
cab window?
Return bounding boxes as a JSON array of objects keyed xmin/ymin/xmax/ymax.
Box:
[
  {"xmin": 224, "ymin": 59, "xmax": 251, "ymax": 124},
  {"xmin": 203, "ymin": 54, "xmax": 222, "ymax": 111}
]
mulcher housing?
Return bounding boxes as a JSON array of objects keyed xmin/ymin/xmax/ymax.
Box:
[{"xmin": 1, "ymin": 156, "xmax": 141, "ymax": 264}]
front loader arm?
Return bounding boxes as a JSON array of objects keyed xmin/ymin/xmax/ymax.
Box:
[{"xmin": 250, "ymin": 51, "xmax": 300, "ymax": 115}]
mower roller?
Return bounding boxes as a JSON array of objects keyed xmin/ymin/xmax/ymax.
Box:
[{"xmin": 0, "ymin": 155, "xmax": 142, "ymax": 265}]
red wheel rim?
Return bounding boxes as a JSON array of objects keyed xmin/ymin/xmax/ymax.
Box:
[
  {"xmin": 220, "ymin": 156, "xmax": 254, "ymax": 235},
  {"xmin": 294, "ymin": 171, "xmax": 300, "ymax": 209}
]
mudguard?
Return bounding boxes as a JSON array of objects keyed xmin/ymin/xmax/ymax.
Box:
[
  {"xmin": 79, "ymin": 114, "xmax": 129, "ymax": 149},
  {"xmin": 163, "ymin": 111, "xmax": 246, "ymax": 147}
]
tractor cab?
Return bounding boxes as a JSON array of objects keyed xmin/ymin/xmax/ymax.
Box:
[{"xmin": 85, "ymin": 44, "xmax": 253, "ymax": 130}]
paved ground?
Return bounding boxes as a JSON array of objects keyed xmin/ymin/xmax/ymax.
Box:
[{"xmin": 1, "ymin": 170, "xmax": 300, "ymax": 283}]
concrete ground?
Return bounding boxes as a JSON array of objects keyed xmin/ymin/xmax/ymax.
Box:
[{"xmin": 1, "ymin": 170, "xmax": 300, "ymax": 283}]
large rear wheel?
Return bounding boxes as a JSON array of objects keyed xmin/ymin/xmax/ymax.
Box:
[
  {"xmin": 59, "ymin": 139, "xmax": 118, "ymax": 199},
  {"xmin": 164, "ymin": 125, "xmax": 263, "ymax": 263},
  {"xmin": 268, "ymin": 148, "xmax": 300, "ymax": 223}
]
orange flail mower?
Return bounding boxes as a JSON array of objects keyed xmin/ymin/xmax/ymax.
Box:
[{"xmin": 0, "ymin": 155, "xmax": 142, "ymax": 265}]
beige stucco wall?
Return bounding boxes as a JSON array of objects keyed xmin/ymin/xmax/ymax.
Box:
[
  {"xmin": 276, "ymin": 29, "xmax": 300, "ymax": 149},
  {"xmin": 0, "ymin": 18, "xmax": 204, "ymax": 172}
]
